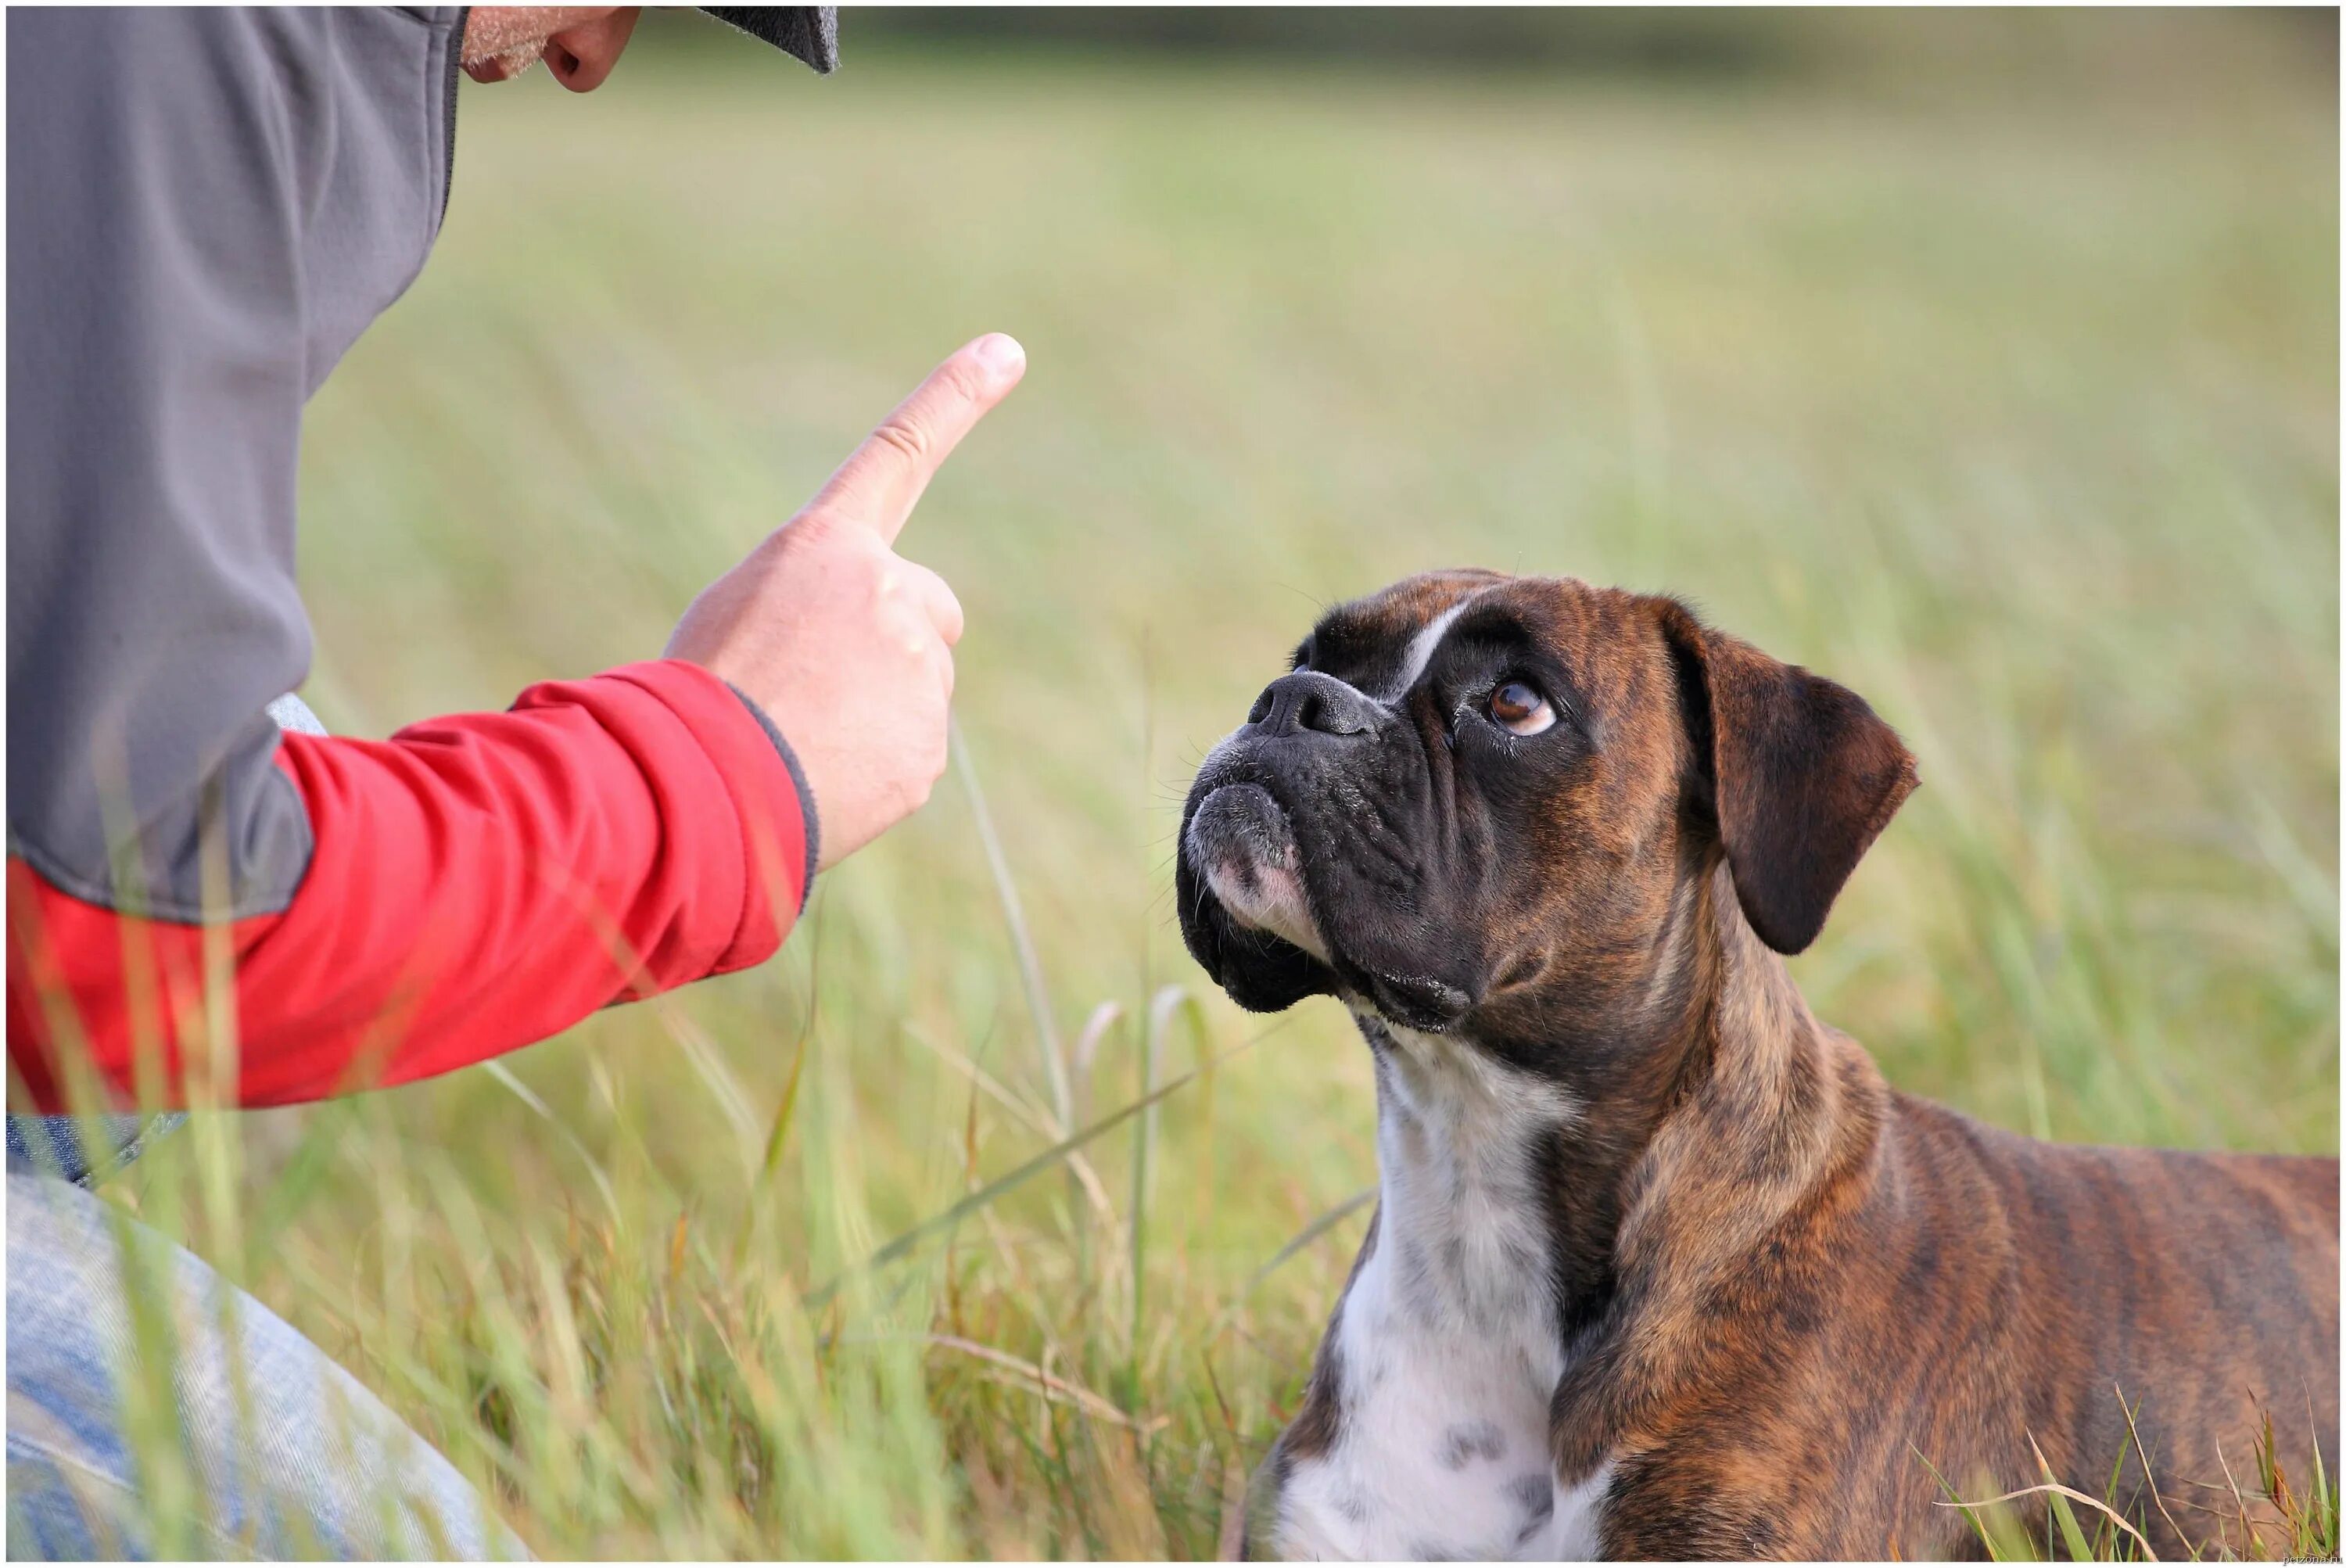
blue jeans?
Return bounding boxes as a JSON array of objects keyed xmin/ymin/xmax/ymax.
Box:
[
  {"xmin": 6, "ymin": 1171, "xmax": 526, "ymax": 1559},
  {"xmin": 7, "ymin": 695, "xmax": 523, "ymax": 1559}
]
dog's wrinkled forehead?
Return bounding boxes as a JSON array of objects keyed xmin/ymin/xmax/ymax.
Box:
[
  {"xmin": 1295, "ymin": 570, "xmax": 1655, "ymax": 720},
  {"xmin": 1291, "ymin": 569, "xmax": 1498, "ymax": 692}
]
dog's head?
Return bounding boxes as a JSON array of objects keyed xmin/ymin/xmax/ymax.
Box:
[{"xmin": 1176, "ymin": 572, "xmax": 1917, "ymax": 1064}]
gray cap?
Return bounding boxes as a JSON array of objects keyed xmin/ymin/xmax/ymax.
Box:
[{"xmin": 698, "ymin": 7, "xmax": 839, "ymax": 74}]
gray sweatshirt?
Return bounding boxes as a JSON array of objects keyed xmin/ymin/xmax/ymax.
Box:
[
  {"xmin": 9, "ymin": 6, "xmax": 470, "ymax": 920},
  {"xmin": 9, "ymin": 8, "xmax": 831, "ymax": 1118}
]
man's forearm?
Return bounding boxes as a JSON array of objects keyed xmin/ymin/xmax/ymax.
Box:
[{"xmin": 8, "ymin": 660, "xmax": 815, "ymax": 1110}]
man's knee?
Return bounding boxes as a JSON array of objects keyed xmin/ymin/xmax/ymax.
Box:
[{"xmin": 5, "ymin": 1172, "xmax": 524, "ymax": 1560}]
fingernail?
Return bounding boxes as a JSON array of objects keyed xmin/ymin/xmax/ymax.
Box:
[{"xmin": 974, "ymin": 333, "xmax": 1026, "ymax": 382}]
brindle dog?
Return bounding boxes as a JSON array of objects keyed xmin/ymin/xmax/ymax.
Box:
[{"xmin": 1176, "ymin": 570, "xmax": 2337, "ymax": 1561}]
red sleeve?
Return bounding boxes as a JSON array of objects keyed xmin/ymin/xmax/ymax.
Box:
[{"xmin": 7, "ymin": 660, "xmax": 812, "ymax": 1110}]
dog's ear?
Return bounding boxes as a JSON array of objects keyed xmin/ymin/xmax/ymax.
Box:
[{"xmin": 1655, "ymin": 600, "xmax": 1917, "ymax": 956}]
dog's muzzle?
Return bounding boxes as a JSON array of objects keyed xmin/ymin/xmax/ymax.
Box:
[
  {"xmin": 1178, "ymin": 666, "xmax": 1481, "ymax": 1028},
  {"xmin": 1184, "ymin": 781, "xmax": 1331, "ymax": 963}
]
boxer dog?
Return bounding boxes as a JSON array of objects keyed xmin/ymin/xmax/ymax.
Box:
[{"xmin": 1177, "ymin": 570, "xmax": 2337, "ymax": 1560}]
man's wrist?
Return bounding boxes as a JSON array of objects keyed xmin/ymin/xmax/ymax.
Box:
[{"xmin": 723, "ymin": 680, "xmax": 821, "ymax": 905}]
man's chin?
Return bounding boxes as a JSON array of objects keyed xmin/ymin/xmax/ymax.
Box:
[{"xmin": 462, "ymin": 45, "xmax": 543, "ymax": 82}]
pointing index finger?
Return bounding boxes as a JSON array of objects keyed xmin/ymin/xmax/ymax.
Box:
[{"xmin": 812, "ymin": 333, "xmax": 1026, "ymax": 544}]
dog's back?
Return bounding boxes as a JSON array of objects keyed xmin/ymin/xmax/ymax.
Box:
[
  {"xmin": 1944, "ymin": 1107, "xmax": 2338, "ymax": 1555},
  {"xmin": 1652, "ymin": 1090, "xmax": 2341, "ymax": 1559}
]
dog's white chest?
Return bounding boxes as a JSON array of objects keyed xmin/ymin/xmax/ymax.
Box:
[
  {"xmin": 1270, "ymin": 1250, "xmax": 1610, "ymax": 1560},
  {"xmin": 1267, "ymin": 1027, "xmax": 1611, "ymax": 1561}
]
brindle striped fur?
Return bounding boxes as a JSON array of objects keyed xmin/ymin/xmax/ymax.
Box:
[{"xmin": 1180, "ymin": 572, "xmax": 2337, "ymax": 1560}]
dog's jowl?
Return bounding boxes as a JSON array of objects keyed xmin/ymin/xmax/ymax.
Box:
[{"xmin": 1176, "ymin": 571, "xmax": 2339, "ymax": 1562}]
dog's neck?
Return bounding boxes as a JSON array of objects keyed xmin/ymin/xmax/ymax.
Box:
[
  {"xmin": 1354, "ymin": 859, "xmax": 1867, "ymax": 1352},
  {"xmin": 1261, "ymin": 866, "xmax": 1882, "ymax": 1558},
  {"xmin": 1550, "ymin": 860, "xmax": 1894, "ymax": 1480},
  {"xmin": 1357, "ymin": 1017, "xmax": 1581, "ymax": 1337}
]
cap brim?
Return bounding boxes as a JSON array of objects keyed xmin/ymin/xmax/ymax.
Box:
[{"xmin": 698, "ymin": 7, "xmax": 838, "ymax": 74}]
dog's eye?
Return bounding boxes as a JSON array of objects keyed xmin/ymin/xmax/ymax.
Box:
[{"xmin": 1488, "ymin": 681, "xmax": 1555, "ymax": 736}]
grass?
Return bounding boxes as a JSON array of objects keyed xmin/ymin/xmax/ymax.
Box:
[
  {"xmin": 1931, "ymin": 1394, "xmax": 2341, "ymax": 1561},
  {"xmin": 63, "ymin": 12, "xmax": 2337, "ymax": 1558}
]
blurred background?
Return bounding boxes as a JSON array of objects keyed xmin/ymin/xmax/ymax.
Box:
[{"xmin": 117, "ymin": 8, "xmax": 2336, "ymax": 1556}]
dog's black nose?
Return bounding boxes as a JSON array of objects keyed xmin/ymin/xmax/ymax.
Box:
[{"xmin": 1246, "ymin": 671, "xmax": 1379, "ymax": 739}]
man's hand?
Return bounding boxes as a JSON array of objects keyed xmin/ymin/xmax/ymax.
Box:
[{"xmin": 666, "ymin": 333, "xmax": 1026, "ymax": 870}]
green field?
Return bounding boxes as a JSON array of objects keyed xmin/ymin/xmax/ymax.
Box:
[{"xmin": 105, "ymin": 13, "xmax": 2336, "ymax": 1556}]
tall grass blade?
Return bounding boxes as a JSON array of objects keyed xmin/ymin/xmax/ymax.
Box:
[
  {"xmin": 734, "ymin": 1024, "xmax": 816, "ymax": 1264},
  {"xmin": 1917, "ymin": 1448, "xmax": 2016, "ymax": 1561},
  {"xmin": 804, "ymin": 1018, "xmax": 1289, "ymax": 1310},
  {"xmin": 482, "ymin": 1059, "xmax": 619, "ymax": 1218},
  {"xmin": 1127, "ymin": 990, "xmax": 1164, "ymax": 1382},
  {"xmin": 952, "ymin": 719, "xmax": 1071, "ymax": 1131},
  {"xmin": 1214, "ymin": 1186, "xmax": 1376, "ymax": 1333},
  {"xmin": 1128, "ymin": 985, "xmax": 1205, "ymax": 1391}
]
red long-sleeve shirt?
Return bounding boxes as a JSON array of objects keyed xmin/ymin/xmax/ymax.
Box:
[{"xmin": 9, "ymin": 662, "xmax": 814, "ymax": 1109}]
